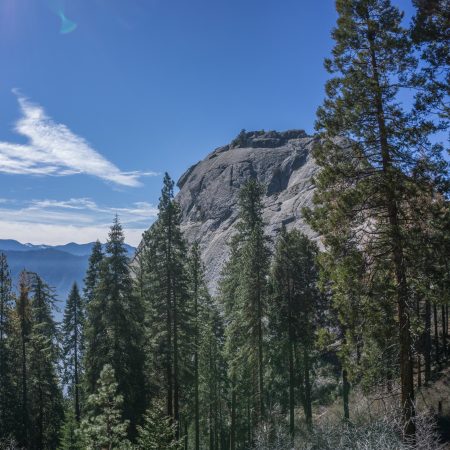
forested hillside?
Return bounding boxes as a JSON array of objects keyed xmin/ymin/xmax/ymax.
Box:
[{"xmin": 0, "ymin": 0, "xmax": 448, "ymax": 449}]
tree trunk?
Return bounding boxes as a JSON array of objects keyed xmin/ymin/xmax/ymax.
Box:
[
  {"xmin": 247, "ymin": 399, "xmax": 251, "ymax": 448},
  {"xmin": 230, "ymin": 380, "xmax": 236, "ymax": 450},
  {"xmin": 166, "ymin": 292, "xmax": 173, "ymax": 419},
  {"xmin": 442, "ymin": 305, "xmax": 447, "ymax": 359},
  {"xmin": 166, "ymin": 213, "xmax": 174, "ymax": 419},
  {"xmin": 194, "ymin": 284, "xmax": 200, "ymax": 450},
  {"xmin": 21, "ymin": 322, "xmax": 29, "ymax": 446},
  {"xmin": 256, "ymin": 273, "xmax": 264, "ymax": 422},
  {"xmin": 209, "ymin": 388, "xmax": 214, "ymax": 450},
  {"xmin": 417, "ymin": 354, "xmax": 422, "ymax": 388},
  {"xmin": 0, "ymin": 278, "xmax": 5, "ymax": 430},
  {"xmin": 174, "ymin": 293, "xmax": 180, "ymax": 437},
  {"xmin": 74, "ymin": 301, "xmax": 80, "ymax": 423},
  {"xmin": 38, "ymin": 379, "xmax": 43, "ymax": 450},
  {"xmin": 424, "ymin": 297, "xmax": 432, "ymax": 383},
  {"xmin": 342, "ymin": 368, "xmax": 350, "ymax": 421},
  {"xmin": 303, "ymin": 347, "xmax": 312, "ymax": 429},
  {"xmin": 288, "ymin": 339, "xmax": 295, "ymax": 438},
  {"xmin": 367, "ymin": 26, "xmax": 415, "ymax": 438},
  {"xmin": 434, "ymin": 303, "xmax": 440, "ymax": 367}
]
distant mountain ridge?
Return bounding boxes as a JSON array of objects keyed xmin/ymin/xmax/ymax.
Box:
[
  {"xmin": 0, "ymin": 240, "xmax": 136, "ymax": 305},
  {"xmin": 0, "ymin": 239, "xmax": 135, "ymax": 256}
]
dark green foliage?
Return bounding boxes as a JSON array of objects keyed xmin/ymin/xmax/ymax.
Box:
[
  {"xmin": 198, "ymin": 304, "xmax": 228, "ymax": 450},
  {"xmin": 8, "ymin": 272, "xmax": 64, "ymax": 448},
  {"xmin": 62, "ymin": 283, "xmax": 84, "ymax": 422},
  {"xmin": 84, "ymin": 217, "xmax": 146, "ymax": 435},
  {"xmin": 28, "ymin": 274, "xmax": 64, "ymax": 449},
  {"xmin": 305, "ymin": 0, "xmax": 448, "ymax": 438},
  {"xmin": 136, "ymin": 400, "xmax": 183, "ymax": 450},
  {"xmin": 269, "ymin": 229, "xmax": 321, "ymax": 433},
  {"xmin": 140, "ymin": 173, "xmax": 190, "ymax": 428},
  {"xmin": 187, "ymin": 242, "xmax": 227, "ymax": 450},
  {"xmin": 411, "ymin": 0, "xmax": 449, "ymax": 119},
  {"xmin": 83, "ymin": 240, "xmax": 103, "ymax": 304},
  {"xmin": 80, "ymin": 364, "xmax": 130, "ymax": 449},
  {"xmin": 12, "ymin": 271, "xmax": 33, "ymax": 446},
  {"xmin": 219, "ymin": 178, "xmax": 270, "ymax": 447},
  {"xmin": 59, "ymin": 408, "xmax": 83, "ymax": 450},
  {"xmin": 0, "ymin": 254, "xmax": 15, "ymax": 440},
  {"xmin": 188, "ymin": 242, "xmax": 204, "ymax": 450}
]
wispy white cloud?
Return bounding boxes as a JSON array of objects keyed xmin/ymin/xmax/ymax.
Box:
[
  {"xmin": 0, "ymin": 92, "xmax": 157, "ymax": 186},
  {"xmin": 0, "ymin": 197, "xmax": 158, "ymax": 246}
]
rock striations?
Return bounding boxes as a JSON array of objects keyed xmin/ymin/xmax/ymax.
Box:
[{"xmin": 170, "ymin": 129, "xmax": 320, "ymax": 295}]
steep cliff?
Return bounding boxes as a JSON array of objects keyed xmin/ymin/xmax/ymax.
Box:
[{"xmin": 172, "ymin": 130, "xmax": 319, "ymax": 294}]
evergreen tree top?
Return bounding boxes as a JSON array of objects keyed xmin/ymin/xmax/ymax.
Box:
[
  {"xmin": 0, "ymin": 253, "xmax": 12, "ymax": 301},
  {"xmin": 63, "ymin": 283, "xmax": 83, "ymax": 326},
  {"xmin": 237, "ymin": 178, "xmax": 265, "ymax": 232},
  {"xmin": 106, "ymin": 215, "xmax": 127, "ymax": 256},
  {"xmin": 83, "ymin": 240, "xmax": 104, "ymax": 302}
]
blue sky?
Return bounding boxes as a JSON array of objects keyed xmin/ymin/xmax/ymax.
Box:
[{"xmin": 0, "ymin": 0, "xmax": 415, "ymax": 245}]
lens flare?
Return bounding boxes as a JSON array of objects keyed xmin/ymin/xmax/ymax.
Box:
[
  {"xmin": 59, "ymin": 11, "xmax": 77, "ymax": 34},
  {"xmin": 45, "ymin": 0, "xmax": 77, "ymax": 34}
]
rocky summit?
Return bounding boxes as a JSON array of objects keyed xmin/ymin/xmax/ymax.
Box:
[{"xmin": 172, "ymin": 129, "xmax": 320, "ymax": 295}]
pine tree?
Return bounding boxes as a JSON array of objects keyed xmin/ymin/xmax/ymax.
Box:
[
  {"xmin": 80, "ymin": 364, "xmax": 130, "ymax": 450},
  {"xmin": 12, "ymin": 271, "xmax": 33, "ymax": 447},
  {"xmin": 62, "ymin": 283, "xmax": 84, "ymax": 422},
  {"xmin": 198, "ymin": 302, "xmax": 227, "ymax": 450},
  {"xmin": 141, "ymin": 173, "xmax": 190, "ymax": 433},
  {"xmin": 411, "ymin": 0, "xmax": 449, "ymax": 119},
  {"xmin": 0, "ymin": 254, "xmax": 14, "ymax": 439},
  {"xmin": 219, "ymin": 178, "xmax": 270, "ymax": 447},
  {"xmin": 188, "ymin": 242, "xmax": 202, "ymax": 450},
  {"xmin": 305, "ymin": 0, "xmax": 448, "ymax": 438},
  {"xmin": 186, "ymin": 242, "xmax": 222, "ymax": 450},
  {"xmin": 83, "ymin": 240, "xmax": 103, "ymax": 304},
  {"xmin": 28, "ymin": 274, "xmax": 64, "ymax": 450},
  {"xmin": 84, "ymin": 217, "xmax": 146, "ymax": 435},
  {"xmin": 59, "ymin": 408, "xmax": 83, "ymax": 450},
  {"xmin": 236, "ymin": 179, "xmax": 270, "ymax": 425},
  {"xmin": 218, "ymin": 233, "xmax": 243, "ymax": 450},
  {"xmin": 270, "ymin": 229, "xmax": 320, "ymax": 435},
  {"xmin": 136, "ymin": 400, "xmax": 183, "ymax": 450}
]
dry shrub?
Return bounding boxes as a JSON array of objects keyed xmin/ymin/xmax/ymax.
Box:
[{"xmin": 252, "ymin": 408, "xmax": 444, "ymax": 450}]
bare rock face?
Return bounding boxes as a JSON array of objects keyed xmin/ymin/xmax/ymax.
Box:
[{"xmin": 174, "ymin": 130, "xmax": 319, "ymax": 295}]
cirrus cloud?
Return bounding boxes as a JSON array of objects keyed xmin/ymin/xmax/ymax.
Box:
[{"xmin": 0, "ymin": 91, "xmax": 157, "ymax": 187}]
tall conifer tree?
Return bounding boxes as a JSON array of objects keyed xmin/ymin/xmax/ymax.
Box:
[
  {"xmin": 0, "ymin": 254, "xmax": 14, "ymax": 439},
  {"xmin": 28, "ymin": 274, "xmax": 64, "ymax": 450},
  {"xmin": 83, "ymin": 240, "xmax": 103, "ymax": 304},
  {"xmin": 141, "ymin": 173, "xmax": 189, "ymax": 434},
  {"xmin": 62, "ymin": 283, "xmax": 84, "ymax": 422},
  {"xmin": 80, "ymin": 364, "xmax": 130, "ymax": 449},
  {"xmin": 305, "ymin": 0, "xmax": 448, "ymax": 437},
  {"xmin": 13, "ymin": 271, "xmax": 33, "ymax": 447},
  {"xmin": 270, "ymin": 229, "xmax": 320, "ymax": 435},
  {"xmin": 84, "ymin": 217, "xmax": 146, "ymax": 435},
  {"xmin": 220, "ymin": 178, "xmax": 270, "ymax": 446},
  {"xmin": 411, "ymin": 0, "xmax": 449, "ymax": 119}
]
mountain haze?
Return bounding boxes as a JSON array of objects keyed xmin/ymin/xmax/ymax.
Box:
[{"xmin": 0, "ymin": 240, "xmax": 135, "ymax": 301}]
